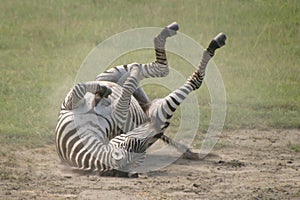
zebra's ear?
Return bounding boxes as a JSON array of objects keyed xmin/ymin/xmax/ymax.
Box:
[{"xmin": 112, "ymin": 149, "xmax": 124, "ymax": 161}]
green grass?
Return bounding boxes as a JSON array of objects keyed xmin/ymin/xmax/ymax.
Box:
[
  {"xmin": 0, "ymin": 0, "xmax": 299, "ymax": 148},
  {"xmin": 288, "ymin": 142, "xmax": 300, "ymax": 153}
]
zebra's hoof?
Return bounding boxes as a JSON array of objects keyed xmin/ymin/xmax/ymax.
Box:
[
  {"xmin": 166, "ymin": 22, "xmax": 179, "ymax": 31},
  {"xmin": 213, "ymin": 32, "xmax": 226, "ymax": 48},
  {"xmin": 182, "ymin": 148, "xmax": 200, "ymax": 160},
  {"xmin": 207, "ymin": 32, "xmax": 227, "ymax": 56},
  {"xmin": 128, "ymin": 172, "xmax": 139, "ymax": 178},
  {"xmin": 159, "ymin": 22, "xmax": 179, "ymax": 39}
]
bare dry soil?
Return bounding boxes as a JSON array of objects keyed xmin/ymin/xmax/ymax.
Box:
[{"xmin": 1, "ymin": 129, "xmax": 299, "ymax": 199}]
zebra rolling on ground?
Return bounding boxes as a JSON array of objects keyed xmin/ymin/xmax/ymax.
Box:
[{"xmin": 55, "ymin": 22, "xmax": 226, "ymax": 177}]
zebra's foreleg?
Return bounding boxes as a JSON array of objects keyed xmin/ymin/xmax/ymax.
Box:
[
  {"xmin": 154, "ymin": 21, "xmax": 179, "ymax": 64},
  {"xmin": 95, "ymin": 22, "xmax": 178, "ymax": 82},
  {"xmin": 95, "ymin": 22, "xmax": 179, "ymax": 112},
  {"xmin": 96, "ymin": 22, "xmax": 179, "ymax": 110},
  {"xmin": 113, "ymin": 65, "xmax": 143, "ymax": 132},
  {"xmin": 138, "ymin": 22, "xmax": 179, "ymax": 79}
]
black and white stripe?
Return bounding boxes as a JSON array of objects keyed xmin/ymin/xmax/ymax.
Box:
[{"xmin": 55, "ymin": 22, "xmax": 226, "ymax": 175}]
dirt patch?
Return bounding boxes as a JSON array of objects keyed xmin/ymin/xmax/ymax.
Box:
[{"xmin": 1, "ymin": 129, "xmax": 300, "ymax": 199}]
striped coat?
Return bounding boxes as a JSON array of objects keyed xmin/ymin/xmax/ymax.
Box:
[{"xmin": 55, "ymin": 22, "xmax": 226, "ymax": 176}]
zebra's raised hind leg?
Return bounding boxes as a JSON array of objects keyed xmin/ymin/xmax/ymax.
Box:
[{"xmin": 149, "ymin": 32, "xmax": 227, "ymax": 159}]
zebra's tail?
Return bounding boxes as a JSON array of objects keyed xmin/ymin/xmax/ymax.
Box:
[{"xmin": 158, "ymin": 134, "xmax": 200, "ymax": 159}]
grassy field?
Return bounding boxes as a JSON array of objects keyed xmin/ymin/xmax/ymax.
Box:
[{"xmin": 0, "ymin": 0, "xmax": 299, "ymax": 148}]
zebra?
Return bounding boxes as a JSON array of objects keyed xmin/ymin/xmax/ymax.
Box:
[{"xmin": 55, "ymin": 22, "xmax": 226, "ymax": 177}]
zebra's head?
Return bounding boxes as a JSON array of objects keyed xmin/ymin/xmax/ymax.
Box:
[
  {"xmin": 109, "ymin": 123, "xmax": 160, "ymax": 169},
  {"xmin": 116, "ymin": 123, "xmax": 160, "ymax": 152},
  {"xmin": 110, "ymin": 146, "xmax": 146, "ymax": 171}
]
